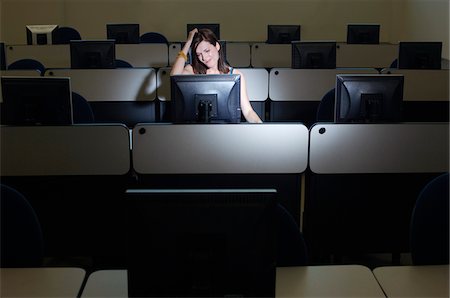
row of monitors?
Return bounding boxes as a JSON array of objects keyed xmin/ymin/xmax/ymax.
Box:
[
  {"xmin": 1, "ymin": 73, "xmax": 404, "ymax": 125},
  {"xmin": 26, "ymin": 23, "xmax": 382, "ymax": 45},
  {"xmin": 35, "ymin": 39, "xmax": 442, "ymax": 70}
]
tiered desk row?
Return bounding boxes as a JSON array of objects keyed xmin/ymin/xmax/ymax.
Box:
[
  {"xmin": 1, "ymin": 123, "xmax": 448, "ymax": 258},
  {"xmin": 2, "ymin": 264, "xmax": 448, "ymax": 297},
  {"xmin": 3, "ymin": 42, "xmax": 409, "ymax": 69}
]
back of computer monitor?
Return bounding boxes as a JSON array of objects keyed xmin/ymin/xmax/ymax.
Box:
[{"xmin": 127, "ymin": 188, "xmax": 278, "ymax": 297}]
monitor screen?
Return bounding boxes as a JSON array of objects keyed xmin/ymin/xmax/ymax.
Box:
[
  {"xmin": 26, "ymin": 24, "xmax": 59, "ymax": 45},
  {"xmin": 70, "ymin": 40, "xmax": 116, "ymax": 69},
  {"xmin": 170, "ymin": 74, "xmax": 241, "ymax": 123},
  {"xmin": 335, "ymin": 74, "xmax": 404, "ymax": 123},
  {"xmin": 346, "ymin": 24, "xmax": 380, "ymax": 44},
  {"xmin": 398, "ymin": 41, "xmax": 442, "ymax": 69},
  {"xmin": 0, "ymin": 76, "xmax": 73, "ymax": 125},
  {"xmin": 291, "ymin": 41, "xmax": 337, "ymax": 69},
  {"xmin": 126, "ymin": 188, "xmax": 278, "ymax": 298},
  {"xmin": 267, "ymin": 25, "xmax": 301, "ymax": 44},
  {"xmin": 106, "ymin": 23, "xmax": 140, "ymax": 44},
  {"xmin": 187, "ymin": 23, "xmax": 220, "ymax": 40}
]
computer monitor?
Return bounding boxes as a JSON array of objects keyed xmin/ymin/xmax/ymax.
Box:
[
  {"xmin": 187, "ymin": 23, "xmax": 220, "ymax": 40},
  {"xmin": 0, "ymin": 76, "xmax": 73, "ymax": 125},
  {"xmin": 126, "ymin": 188, "xmax": 278, "ymax": 298},
  {"xmin": 70, "ymin": 40, "xmax": 116, "ymax": 69},
  {"xmin": 398, "ymin": 41, "xmax": 442, "ymax": 69},
  {"xmin": 267, "ymin": 25, "xmax": 301, "ymax": 44},
  {"xmin": 291, "ymin": 41, "xmax": 336, "ymax": 69},
  {"xmin": 26, "ymin": 24, "xmax": 59, "ymax": 45},
  {"xmin": 346, "ymin": 24, "xmax": 380, "ymax": 44},
  {"xmin": 335, "ymin": 74, "xmax": 404, "ymax": 123},
  {"xmin": 170, "ymin": 74, "xmax": 241, "ymax": 123},
  {"xmin": 106, "ymin": 23, "xmax": 140, "ymax": 44}
]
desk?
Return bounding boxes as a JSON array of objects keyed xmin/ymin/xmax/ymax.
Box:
[
  {"xmin": 0, "ymin": 267, "xmax": 86, "ymax": 297},
  {"xmin": 373, "ymin": 265, "xmax": 449, "ymax": 297},
  {"xmin": 81, "ymin": 265, "xmax": 385, "ymax": 297}
]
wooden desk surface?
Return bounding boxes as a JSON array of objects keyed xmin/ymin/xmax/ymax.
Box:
[
  {"xmin": 81, "ymin": 265, "xmax": 385, "ymax": 297},
  {"xmin": 373, "ymin": 264, "xmax": 449, "ymax": 297},
  {"xmin": 0, "ymin": 267, "xmax": 86, "ymax": 297}
]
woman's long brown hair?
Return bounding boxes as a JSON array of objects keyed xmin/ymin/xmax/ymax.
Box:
[{"xmin": 191, "ymin": 28, "xmax": 229, "ymax": 74}]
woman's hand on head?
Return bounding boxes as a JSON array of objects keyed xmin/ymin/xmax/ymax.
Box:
[{"xmin": 187, "ymin": 28, "xmax": 198, "ymax": 42}]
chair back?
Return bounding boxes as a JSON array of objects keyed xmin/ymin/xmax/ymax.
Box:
[
  {"xmin": 410, "ymin": 172, "xmax": 449, "ymax": 265},
  {"xmin": 140, "ymin": 32, "xmax": 168, "ymax": 44},
  {"xmin": 316, "ymin": 88, "xmax": 335, "ymax": 122},
  {"xmin": 1, "ymin": 184, "xmax": 44, "ymax": 267},
  {"xmin": 7, "ymin": 58, "xmax": 45, "ymax": 74},
  {"xmin": 276, "ymin": 204, "xmax": 308, "ymax": 266},
  {"xmin": 52, "ymin": 26, "xmax": 82, "ymax": 44},
  {"xmin": 72, "ymin": 92, "xmax": 95, "ymax": 123}
]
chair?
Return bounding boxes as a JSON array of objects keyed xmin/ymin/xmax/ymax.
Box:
[
  {"xmin": 115, "ymin": 59, "xmax": 133, "ymax": 68},
  {"xmin": 72, "ymin": 92, "xmax": 95, "ymax": 123},
  {"xmin": 1, "ymin": 184, "xmax": 44, "ymax": 267},
  {"xmin": 316, "ymin": 88, "xmax": 335, "ymax": 122},
  {"xmin": 276, "ymin": 204, "xmax": 308, "ymax": 266},
  {"xmin": 410, "ymin": 172, "xmax": 449, "ymax": 265},
  {"xmin": 52, "ymin": 26, "xmax": 82, "ymax": 44},
  {"xmin": 140, "ymin": 32, "xmax": 168, "ymax": 44},
  {"xmin": 7, "ymin": 58, "xmax": 46, "ymax": 74}
]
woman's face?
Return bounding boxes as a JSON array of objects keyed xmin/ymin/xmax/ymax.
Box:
[{"xmin": 195, "ymin": 40, "xmax": 220, "ymax": 69}]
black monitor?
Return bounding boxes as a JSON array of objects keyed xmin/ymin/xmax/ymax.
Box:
[
  {"xmin": 291, "ymin": 41, "xmax": 336, "ymax": 69},
  {"xmin": 126, "ymin": 188, "xmax": 278, "ymax": 297},
  {"xmin": 26, "ymin": 24, "xmax": 59, "ymax": 45},
  {"xmin": 0, "ymin": 76, "xmax": 73, "ymax": 125},
  {"xmin": 106, "ymin": 23, "xmax": 140, "ymax": 44},
  {"xmin": 70, "ymin": 40, "xmax": 116, "ymax": 69},
  {"xmin": 267, "ymin": 25, "xmax": 301, "ymax": 44},
  {"xmin": 346, "ymin": 24, "xmax": 380, "ymax": 44},
  {"xmin": 398, "ymin": 41, "xmax": 442, "ymax": 69},
  {"xmin": 187, "ymin": 23, "xmax": 220, "ymax": 40},
  {"xmin": 170, "ymin": 74, "xmax": 241, "ymax": 123},
  {"xmin": 335, "ymin": 74, "xmax": 404, "ymax": 123}
]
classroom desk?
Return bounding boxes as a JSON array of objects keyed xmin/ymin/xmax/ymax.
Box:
[
  {"xmin": 0, "ymin": 267, "xmax": 86, "ymax": 297},
  {"xmin": 81, "ymin": 265, "xmax": 385, "ymax": 297},
  {"xmin": 373, "ymin": 265, "xmax": 449, "ymax": 298}
]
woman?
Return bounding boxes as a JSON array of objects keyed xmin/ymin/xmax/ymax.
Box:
[{"xmin": 170, "ymin": 28, "xmax": 263, "ymax": 123}]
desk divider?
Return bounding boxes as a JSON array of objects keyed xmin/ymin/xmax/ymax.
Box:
[
  {"xmin": 309, "ymin": 123, "xmax": 449, "ymax": 174},
  {"xmin": 381, "ymin": 69, "xmax": 449, "ymax": 101},
  {"xmin": 5, "ymin": 44, "xmax": 71, "ymax": 69},
  {"xmin": 0, "ymin": 124, "xmax": 130, "ymax": 176},
  {"xmin": 132, "ymin": 123, "xmax": 308, "ymax": 174},
  {"xmin": 269, "ymin": 68, "xmax": 379, "ymax": 101},
  {"xmin": 45, "ymin": 68, "xmax": 157, "ymax": 101},
  {"xmin": 115, "ymin": 43, "xmax": 168, "ymax": 68}
]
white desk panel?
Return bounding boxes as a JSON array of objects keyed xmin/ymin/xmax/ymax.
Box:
[
  {"xmin": 269, "ymin": 68, "xmax": 379, "ymax": 101},
  {"xmin": 236, "ymin": 68, "xmax": 269, "ymax": 101},
  {"xmin": 227, "ymin": 42, "xmax": 251, "ymax": 67},
  {"xmin": 156, "ymin": 67, "xmax": 171, "ymax": 101},
  {"xmin": 373, "ymin": 265, "xmax": 449, "ymax": 298},
  {"xmin": 132, "ymin": 123, "xmax": 308, "ymax": 174},
  {"xmin": 251, "ymin": 43, "xmax": 291, "ymax": 68},
  {"xmin": 81, "ymin": 266, "xmax": 384, "ymax": 298},
  {"xmin": 336, "ymin": 43, "xmax": 398, "ymax": 68},
  {"xmin": 45, "ymin": 68, "xmax": 157, "ymax": 101},
  {"xmin": 1, "ymin": 267, "xmax": 86, "ymax": 297},
  {"xmin": 115, "ymin": 43, "xmax": 168, "ymax": 67},
  {"xmin": 309, "ymin": 123, "xmax": 449, "ymax": 174},
  {"xmin": 277, "ymin": 265, "xmax": 385, "ymax": 297},
  {"xmin": 1, "ymin": 125, "xmax": 131, "ymax": 176},
  {"xmin": 168, "ymin": 42, "xmax": 182, "ymax": 66},
  {"xmin": 381, "ymin": 69, "xmax": 449, "ymax": 101},
  {"xmin": 6, "ymin": 44, "xmax": 71, "ymax": 68},
  {"xmin": 156, "ymin": 67, "xmax": 268, "ymax": 102}
]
